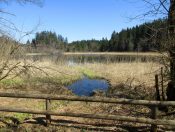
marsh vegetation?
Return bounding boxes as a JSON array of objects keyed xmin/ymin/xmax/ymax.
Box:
[
  {"xmin": 0, "ymin": 51, "xmax": 164, "ymax": 131},
  {"xmin": 1, "ymin": 52, "xmax": 161, "ymax": 94},
  {"xmin": 1, "ymin": 0, "xmax": 175, "ymax": 131}
]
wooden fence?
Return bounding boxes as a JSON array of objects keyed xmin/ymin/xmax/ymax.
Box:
[
  {"xmin": 0, "ymin": 92, "xmax": 175, "ymax": 132},
  {"xmin": 0, "ymin": 68, "xmax": 173, "ymax": 132}
]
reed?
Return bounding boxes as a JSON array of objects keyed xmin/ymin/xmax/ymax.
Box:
[
  {"xmin": 25, "ymin": 59, "xmax": 161, "ymax": 92},
  {"xmin": 0, "ymin": 56, "xmax": 164, "ymax": 131}
]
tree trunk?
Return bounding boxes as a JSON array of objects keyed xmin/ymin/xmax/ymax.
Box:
[
  {"xmin": 167, "ymin": 0, "xmax": 175, "ymax": 101},
  {"xmin": 169, "ymin": 0, "xmax": 175, "ymax": 80}
]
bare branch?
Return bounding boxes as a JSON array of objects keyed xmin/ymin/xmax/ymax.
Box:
[{"xmin": 159, "ymin": 0, "xmax": 169, "ymax": 13}]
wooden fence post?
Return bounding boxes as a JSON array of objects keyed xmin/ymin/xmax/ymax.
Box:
[
  {"xmin": 155, "ymin": 75, "xmax": 161, "ymax": 101},
  {"xmin": 150, "ymin": 106, "xmax": 158, "ymax": 132},
  {"xmin": 151, "ymin": 75, "xmax": 159, "ymax": 132},
  {"xmin": 161, "ymin": 67, "xmax": 165, "ymax": 101},
  {"xmin": 46, "ymin": 99, "xmax": 51, "ymax": 126}
]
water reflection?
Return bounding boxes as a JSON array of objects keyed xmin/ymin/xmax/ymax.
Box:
[
  {"xmin": 26, "ymin": 53, "xmax": 161, "ymax": 64},
  {"xmin": 67, "ymin": 77, "xmax": 109, "ymax": 96}
]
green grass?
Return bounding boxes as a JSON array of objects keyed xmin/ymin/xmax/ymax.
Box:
[
  {"xmin": 13, "ymin": 113, "xmax": 32, "ymax": 122},
  {"xmin": 76, "ymin": 67, "xmax": 100, "ymax": 79},
  {"xmin": 0, "ymin": 78, "xmax": 24, "ymax": 86},
  {"xmin": 50, "ymin": 100, "xmax": 69, "ymax": 110},
  {"xmin": 27, "ymin": 75, "xmax": 81, "ymax": 86}
]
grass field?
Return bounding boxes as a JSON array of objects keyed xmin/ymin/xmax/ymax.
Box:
[
  {"xmin": 0, "ymin": 54, "xmax": 162, "ymax": 94},
  {"xmin": 0, "ymin": 52, "xmax": 165, "ymax": 131}
]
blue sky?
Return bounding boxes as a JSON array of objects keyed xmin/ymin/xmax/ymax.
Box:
[{"xmin": 1, "ymin": 0, "xmax": 160, "ymax": 43}]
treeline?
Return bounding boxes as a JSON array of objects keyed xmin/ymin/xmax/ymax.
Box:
[
  {"xmin": 28, "ymin": 19, "xmax": 166, "ymax": 52},
  {"xmin": 66, "ymin": 19, "xmax": 166, "ymax": 52},
  {"xmin": 106, "ymin": 19, "xmax": 166, "ymax": 52},
  {"xmin": 66, "ymin": 38, "xmax": 108, "ymax": 52},
  {"xmin": 27, "ymin": 31, "xmax": 68, "ymax": 52}
]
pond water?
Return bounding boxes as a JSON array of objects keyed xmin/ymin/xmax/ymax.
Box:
[
  {"xmin": 63, "ymin": 54, "xmax": 159, "ymax": 64},
  {"xmin": 26, "ymin": 53, "xmax": 161, "ymax": 64},
  {"xmin": 67, "ymin": 77, "xmax": 109, "ymax": 96}
]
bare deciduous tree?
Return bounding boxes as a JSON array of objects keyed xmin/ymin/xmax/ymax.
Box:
[
  {"xmin": 0, "ymin": 0, "xmax": 43, "ymax": 81},
  {"xmin": 139, "ymin": 0, "xmax": 175, "ymax": 101}
]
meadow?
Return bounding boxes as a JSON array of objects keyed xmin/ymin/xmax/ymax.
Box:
[
  {"xmin": 1, "ymin": 52, "xmax": 162, "ymax": 95},
  {"xmin": 0, "ymin": 52, "xmax": 166, "ymax": 131}
]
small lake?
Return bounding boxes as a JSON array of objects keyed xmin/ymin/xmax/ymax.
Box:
[
  {"xmin": 67, "ymin": 77, "xmax": 109, "ymax": 96},
  {"xmin": 26, "ymin": 53, "xmax": 161, "ymax": 64}
]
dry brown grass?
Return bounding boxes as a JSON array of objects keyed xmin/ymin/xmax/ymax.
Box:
[
  {"xmin": 0, "ymin": 58, "xmax": 162, "ymax": 97},
  {"xmin": 0, "ymin": 59, "xmax": 168, "ymax": 131},
  {"xmin": 29, "ymin": 60, "xmax": 161, "ymax": 88},
  {"xmin": 82, "ymin": 62, "xmax": 161, "ymax": 87},
  {"xmin": 17, "ymin": 60, "xmax": 162, "ymax": 92}
]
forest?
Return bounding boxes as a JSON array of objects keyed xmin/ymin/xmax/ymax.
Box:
[{"xmin": 29, "ymin": 18, "xmax": 166, "ymax": 52}]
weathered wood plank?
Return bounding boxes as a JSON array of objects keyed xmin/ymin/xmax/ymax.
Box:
[
  {"xmin": 0, "ymin": 107, "xmax": 175, "ymax": 126},
  {"xmin": 0, "ymin": 92, "xmax": 175, "ymax": 106},
  {"xmin": 151, "ymin": 106, "xmax": 158, "ymax": 132},
  {"xmin": 161, "ymin": 67, "xmax": 165, "ymax": 101},
  {"xmin": 155, "ymin": 75, "xmax": 161, "ymax": 101},
  {"xmin": 46, "ymin": 99, "xmax": 51, "ymax": 126}
]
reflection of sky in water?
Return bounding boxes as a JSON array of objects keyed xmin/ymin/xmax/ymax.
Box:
[
  {"xmin": 67, "ymin": 60, "xmax": 77, "ymax": 66},
  {"xmin": 67, "ymin": 77, "xmax": 109, "ymax": 96},
  {"xmin": 26, "ymin": 54, "xmax": 160, "ymax": 64}
]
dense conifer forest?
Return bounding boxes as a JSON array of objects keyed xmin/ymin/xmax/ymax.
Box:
[{"xmin": 29, "ymin": 19, "xmax": 166, "ymax": 52}]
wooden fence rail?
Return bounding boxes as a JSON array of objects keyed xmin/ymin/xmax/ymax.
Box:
[
  {"xmin": 0, "ymin": 92, "xmax": 175, "ymax": 106},
  {"xmin": 0, "ymin": 92, "xmax": 175, "ymax": 131},
  {"xmin": 0, "ymin": 106, "xmax": 175, "ymax": 126}
]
